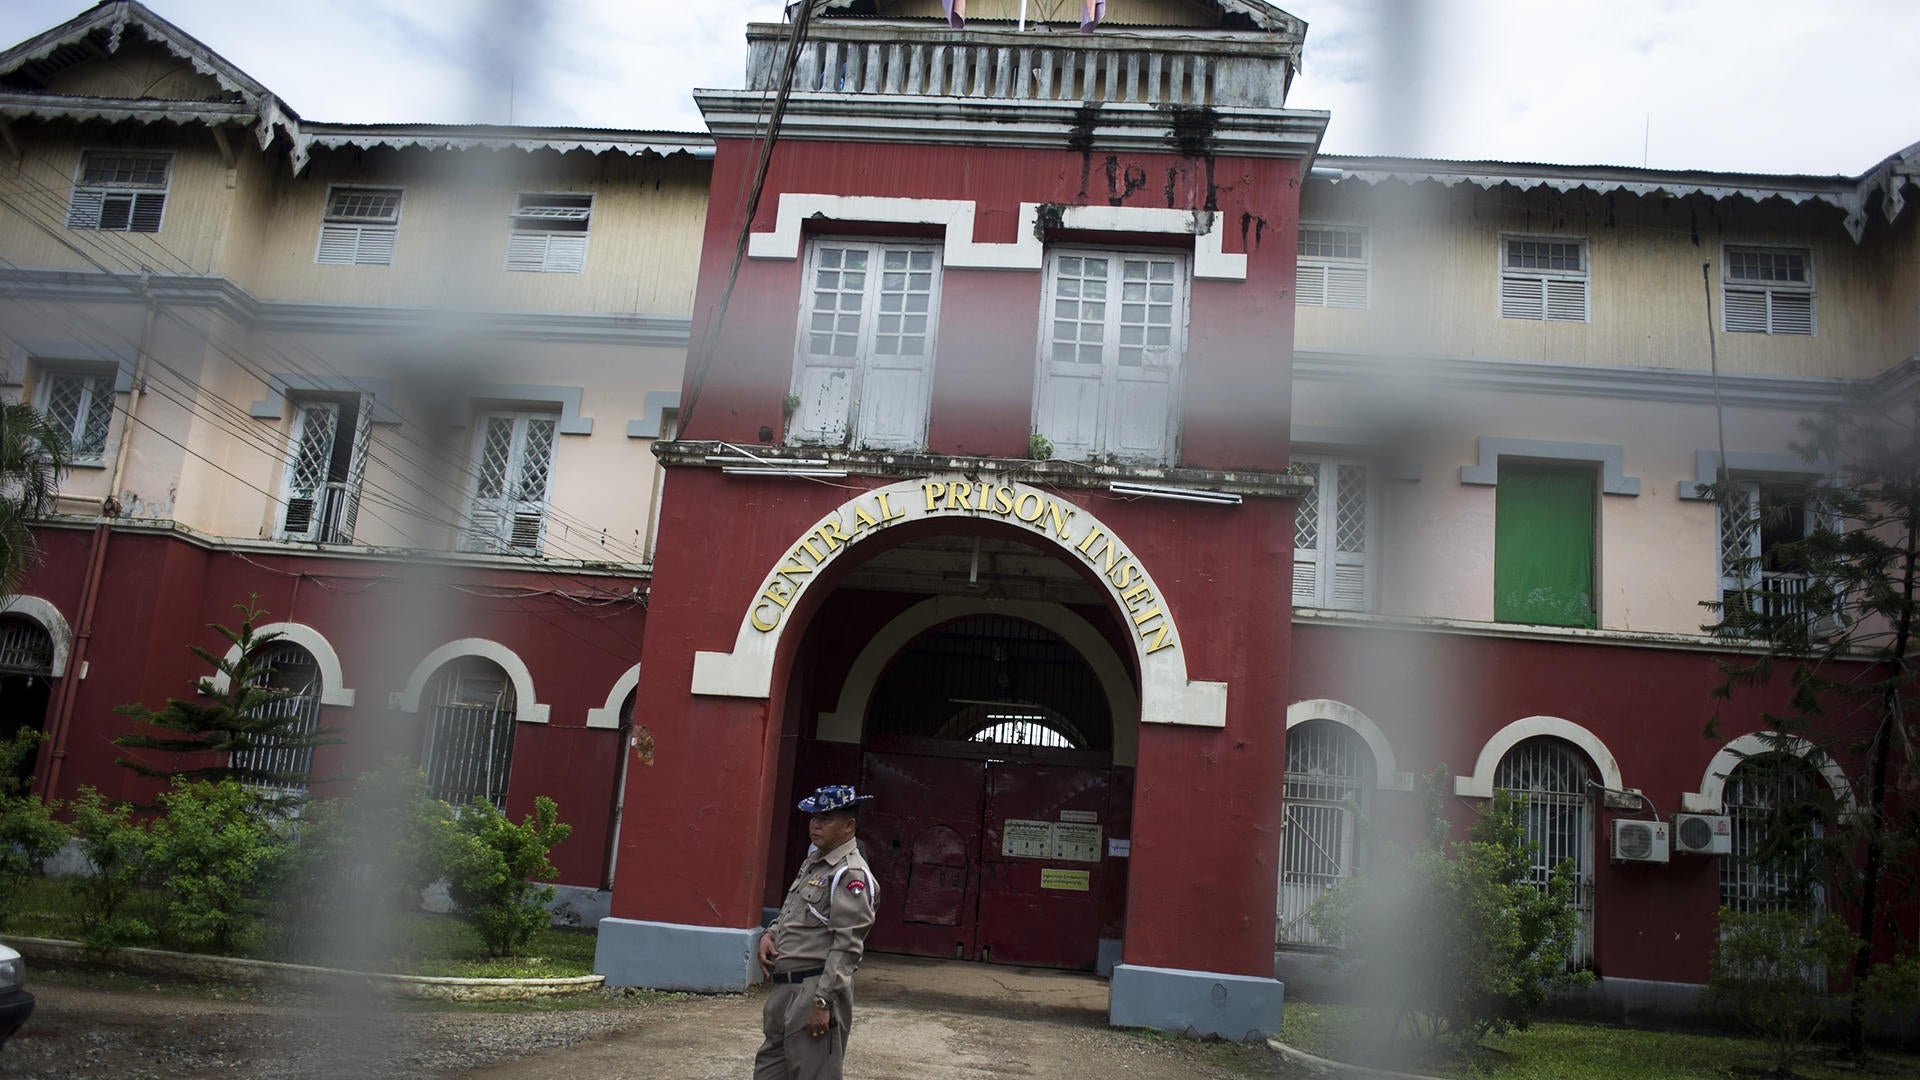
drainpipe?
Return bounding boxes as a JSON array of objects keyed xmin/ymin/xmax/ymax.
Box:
[{"xmin": 36, "ymin": 287, "xmax": 156, "ymax": 800}]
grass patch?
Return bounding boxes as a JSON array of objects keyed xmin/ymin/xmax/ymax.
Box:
[
  {"xmin": 3, "ymin": 874, "xmax": 597, "ymax": 980},
  {"xmin": 1279, "ymin": 1001, "xmax": 1920, "ymax": 1079}
]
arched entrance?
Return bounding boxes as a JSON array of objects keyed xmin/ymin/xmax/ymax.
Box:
[
  {"xmin": 0, "ymin": 613, "xmax": 55, "ymax": 788},
  {"xmin": 771, "ymin": 520, "xmax": 1142, "ymax": 973}
]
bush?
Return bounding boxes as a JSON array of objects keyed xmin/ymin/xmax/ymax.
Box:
[
  {"xmin": 0, "ymin": 729, "xmax": 66, "ymax": 931},
  {"xmin": 273, "ymin": 762, "xmax": 457, "ymax": 957},
  {"xmin": 1310, "ymin": 770, "xmax": 1592, "ymax": 1047},
  {"xmin": 66, "ymin": 786, "xmax": 154, "ymax": 948},
  {"xmin": 144, "ymin": 779, "xmax": 290, "ymax": 952},
  {"xmin": 1706, "ymin": 906, "xmax": 1859, "ymax": 1074},
  {"xmin": 443, "ymin": 796, "xmax": 572, "ymax": 958}
]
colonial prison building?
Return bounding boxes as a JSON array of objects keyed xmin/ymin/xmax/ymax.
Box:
[{"xmin": 0, "ymin": 0, "xmax": 1914, "ymax": 1037}]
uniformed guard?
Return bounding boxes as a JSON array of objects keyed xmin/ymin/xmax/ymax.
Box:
[{"xmin": 754, "ymin": 784, "xmax": 879, "ymax": 1080}]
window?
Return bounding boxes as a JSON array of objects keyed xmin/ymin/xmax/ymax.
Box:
[
  {"xmin": 1277, "ymin": 721, "xmax": 1372, "ymax": 945},
  {"xmin": 1718, "ymin": 479, "xmax": 1822, "ymax": 635},
  {"xmin": 315, "ymin": 186, "xmax": 402, "ymax": 266},
  {"xmin": 1295, "ymin": 225, "xmax": 1369, "ymax": 309},
  {"xmin": 1034, "ymin": 251, "xmax": 1187, "ymax": 465},
  {"xmin": 1495, "ymin": 737, "xmax": 1595, "ymax": 962},
  {"xmin": 506, "ymin": 192, "xmax": 591, "ymax": 273},
  {"xmin": 65, "ymin": 151, "xmax": 169, "ymax": 233},
  {"xmin": 276, "ymin": 395, "xmax": 370, "ymax": 544},
  {"xmin": 1499, "ymin": 236, "xmax": 1588, "ymax": 322},
  {"xmin": 1722, "ymin": 754, "xmax": 1826, "ymax": 915},
  {"xmin": 461, "ymin": 411, "xmax": 557, "ymax": 555},
  {"xmin": 1723, "ymin": 246, "xmax": 1813, "ymax": 335},
  {"xmin": 233, "ymin": 642, "xmax": 323, "ymax": 799},
  {"xmin": 789, "ymin": 241, "xmax": 942, "ymax": 451},
  {"xmin": 1292, "ymin": 457, "xmax": 1373, "ymax": 610},
  {"xmin": 1494, "ymin": 462, "xmax": 1596, "ymax": 628},
  {"xmin": 419, "ymin": 657, "xmax": 517, "ymax": 810},
  {"xmin": 37, "ymin": 369, "xmax": 115, "ymax": 464}
]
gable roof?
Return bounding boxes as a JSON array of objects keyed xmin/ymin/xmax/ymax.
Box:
[{"xmin": 0, "ymin": 1, "xmax": 276, "ymax": 106}]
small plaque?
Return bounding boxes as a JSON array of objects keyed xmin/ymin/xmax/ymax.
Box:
[
  {"xmin": 1107, "ymin": 839, "xmax": 1130, "ymax": 858},
  {"xmin": 1059, "ymin": 810, "xmax": 1098, "ymax": 824},
  {"xmin": 1040, "ymin": 868, "xmax": 1090, "ymax": 891}
]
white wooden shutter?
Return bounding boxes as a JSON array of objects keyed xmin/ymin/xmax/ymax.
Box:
[
  {"xmin": 1328, "ymin": 462, "xmax": 1371, "ymax": 609},
  {"xmin": 1292, "ymin": 458, "xmax": 1323, "ymax": 606},
  {"xmin": 1724, "ymin": 289, "xmax": 1768, "ymax": 333},
  {"xmin": 1769, "ymin": 292, "xmax": 1813, "ymax": 335},
  {"xmin": 1036, "ymin": 254, "xmax": 1109, "ymax": 461},
  {"xmin": 1294, "ymin": 263, "xmax": 1327, "ymax": 307},
  {"xmin": 1324, "ymin": 265, "xmax": 1370, "ymax": 309},
  {"xmin": 65, "ymin": 189, "xmax": 104, "ymax": 229},
  {"xmin": 506, "ymin": 417, "xmax": 556, "ymax": 554},
  {"xmin": 790, "ymin": 245, "xmax": 865, "ymax": 445},
  {"xmin": 1544, "ymin": 278, "xmax": 1588, "ymax": 322},
  {"xmin": 334, "ymin": 393, "xmax": 374, "ymax": 543},
  {"xmin": 464, "ymin": 415, "xmax": 518, "ymax": 552},
  {"xmin": 277, "ymin": 401, "xmax": 339, "ymax": 541},
  {"xmin": 316, "ymin": 224, "xmax": 397, "ymax": 266},
  {"xmin": 1108, "ymin": 256, "xmax": 1184, "ymax": 464},
  {"xmin": 463, "ymin": 414, "xmax": 556, "ymax": 555},
  {"xmin": 128, "ymin": 192, "xmax": 165, "ymax": 233},
  {"xmin": 542, "ymin": 234, "xmax": 588, "ymax": 274},
  {"xmin": 854, "ymin": 246, "xmax": 939, "ymax": 450},
  {"xmin": 1500, "ymin": 276, "xmax": 1545, "ymax": 319},
  {"xmin": 505, "ymin": 232, "xmax": 549, "ymax": 273},
  {"xmin": 1717, "ymin": 481, "xmax": 1761, "ymax": 627}
]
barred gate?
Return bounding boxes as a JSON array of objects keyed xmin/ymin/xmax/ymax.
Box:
[
  {"xmin": 1722, "ymin": 755, "xmax": 1823, "ymax": 915},
  {"xmin": 1495, "ymin": 737, "xmax": 1595, "ymax": 963},
  {"xmin": 0, "ymin": 616, "xmax": 52, "ymax": 675},
  {"xmin": 1277, "ymin": 721, "xmax": 1370, "ymax": 946},
  {"xmin": 233, "ymin": 642, "xmax": 323, "ymax": 798},
  {"xmin": 420, "ymin": 658, "xmax": 517, "ymax": 811}
]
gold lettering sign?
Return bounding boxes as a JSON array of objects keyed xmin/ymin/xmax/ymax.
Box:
[{"xmin": 746, "ymin": 481, "xmax": 1176, "ymax": 656}]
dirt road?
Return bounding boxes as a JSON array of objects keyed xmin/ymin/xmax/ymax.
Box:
[{"xmin": 0, "ymin": 957, "xmax": 1286, "ymax": 1079}]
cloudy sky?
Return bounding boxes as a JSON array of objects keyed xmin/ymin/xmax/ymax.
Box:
[{"xmin": 3, "ymin": 0, "xmax": 1916, "ymax": 174}]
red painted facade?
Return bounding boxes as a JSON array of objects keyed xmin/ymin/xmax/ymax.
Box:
[{"xmin": 18, "ymin": 525, "xmax": 643, "ymax": 887}]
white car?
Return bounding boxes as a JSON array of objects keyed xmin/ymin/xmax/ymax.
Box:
[{"xmin": 0, "ymin": 943, "xmax": 30, "ymax": 1047}]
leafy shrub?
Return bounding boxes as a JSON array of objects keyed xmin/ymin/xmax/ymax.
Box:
[
  {"xmin": 66, "ymin": 785, "xmax": 154, "ymax": 948},
  {"xmin": 144, "ymin": 779, "xmax": 290, "ymax": 952},
  {"xmin": 1706, "ymin": 907, "xmax": 1858, "ymax": 1074},
  {"xmin": 1027, "ymin": 432, "xmax": 1054, "ymax": 460},
  {"xmin": 443, "ymin": 796, "xmax": 572, "ymax": 958},
  {"xmin": 273, "ymin": 762, "xmax": 457, "ymax": 957},
  {"xmin": 0, "ymin": 729, "xmax": 66, "ymax": 931},
  {"xmin": 1310, "ymin": 770, "xmax": 1592, "ymax": 1047}
]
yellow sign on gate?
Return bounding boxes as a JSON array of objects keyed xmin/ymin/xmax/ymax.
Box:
[{"xmin": 1040, "ymin": 869, "xmax": 1091, "ymax": 892}]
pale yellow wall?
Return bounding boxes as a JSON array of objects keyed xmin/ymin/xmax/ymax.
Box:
[
  {"xmin": 41, "ymin": 40, "xmax": 228, "ymax": 101},
  {"xmin": 883, "ymin": 0, "xmax": 1223, "ymax": 27},
  {"xmin": 0, "ymin": 125, "xmax": 238, "ymax": 275},
  {"xmin": 1295, "ymin": 377, "xmax": 1818, "ymax": 636},
  {"xmin": 1296, "ymin": 181, "xmax": 1916, "ymax": 380},
  {"xmin": 234, "ymin": 148, "xmax": 710, "ymax": 317}
]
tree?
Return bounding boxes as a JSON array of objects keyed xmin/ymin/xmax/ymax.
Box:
[
  {"xmin": 1706, "ymin": 907, "xmax": 1860, "ymax": 1075},
  {"xmin": 0, "ymin": 399, "xmax": 73, "ymax": 595},
  {"xmin": 442, "ymin": 795, "xmax": 572, "ymax": 957},
  {"xmin": 113, "ymin": 597, "xmax": 342, "ymax": 799},
  {"xmin": 1704, "ymin": 397, "xmax": 1920, "ymax": 1057},
  {"xmin": 1309, "ymin": 770, "xmax": 1591, "ymax": 1050}
]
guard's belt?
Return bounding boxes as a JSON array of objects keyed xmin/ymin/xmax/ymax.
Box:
[{"xmin": 768, "ymin": 968, "xmax": 824, "ymax": 984}]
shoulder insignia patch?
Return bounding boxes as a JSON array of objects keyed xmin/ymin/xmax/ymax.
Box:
[{"xmin": 844, "ymin": 877, "xmax": 867, "ymax": 895}]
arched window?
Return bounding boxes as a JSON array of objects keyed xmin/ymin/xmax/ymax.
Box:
[
  {"xmin": 420, "ymin": 657, "xmax": 518, "ymax": 810},
  {"xmin": 1722, "ymin": 753, "xmax": 1826, "ymax": 915},
  {"xmin": 1277, "ymin": 720, "xmax": 1372, "ymax": 945},
  {"xmin": 0, "ymin": 615, "xmax": 54, "ymax": 787},
  {"xmin": 233, "ymin": 641, "xmax": 324, "ymax": 797},
  {"xmin": 1495, "ymin": 736, "xmax": 1595, "ymax": 960}
]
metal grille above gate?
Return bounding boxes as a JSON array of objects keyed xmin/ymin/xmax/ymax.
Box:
[
  {"xmin": 1277, "ymin": 720, "xmax": 1370, "ymax": 946},
  {"xmin": 869, "ymin": 615, "xmax": 1111, "ymax": 752},
  {"xmin": 0, "ymin": 616, "xmax": 53, "ymax": 675}
]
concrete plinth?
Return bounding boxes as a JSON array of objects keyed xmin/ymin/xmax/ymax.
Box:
[
  {"xmin": 594, "ymin": 917, "xmax": 761, "ymax": 991},
  {"xmin": 1108, "ymin": 963, "xmax": 1284, "ymax": 1040}
]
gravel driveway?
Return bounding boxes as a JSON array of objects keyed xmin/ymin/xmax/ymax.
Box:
[{"xmin": 0, "ymin": 959, "xmax": 1295, "ymax": 1079}]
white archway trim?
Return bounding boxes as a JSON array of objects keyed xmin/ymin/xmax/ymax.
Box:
[
  {"xmin": 586, "ymin": 664, "xmax": 641, "ymax": 730},
  {"xmin": 1454, "ymin": 715, "xmax": 1630, "ymax": 799},
  {"xmin": 1286, "ymin": 700, "xmax": 1415, "ymax": 792},
  {"xmin": 208, "ymin": 622, "xmax": 357, "ymax": 707},
  {"xmin": 0, "ymin": 595, "xmax": 71, "ymax": 677},
  {"xmin": 1681, "ymin": 731, "xmax": 1856, "ymax": 814},
  {"xmin": 394, "ymin": 638, "xmax": 549, "ymax": 724},
  {"xmin": 817, "ymin": 597, "xmax": 1141, "ymax": 766},
  {"xmin": 690, "ymin": 476, "xmax": 1227, "ymax": 728}
]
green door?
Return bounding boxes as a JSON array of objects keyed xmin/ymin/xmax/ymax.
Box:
[{"xmin": 1494, "ymin": 463, "xmax": 1596, "ymax": 628}]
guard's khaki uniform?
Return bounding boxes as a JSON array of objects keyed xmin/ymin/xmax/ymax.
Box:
[{"xmin": 754, "ymin": 836, "xmax": 877, "ymax": 1080}]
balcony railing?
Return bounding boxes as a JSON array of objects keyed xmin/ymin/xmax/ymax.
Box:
[{"xmin": 746, "ymin": 21, "xmax": 1296, "ymax": 109}]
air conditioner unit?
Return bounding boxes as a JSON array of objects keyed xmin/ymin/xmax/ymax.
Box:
[
  {"xmin": 1672, "ymin": 813, "xmax": 1734, "ymax": 855},
  {"xmin": 1610, "ymin": 819, "xmax": 1670, "ymax": 863}
]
